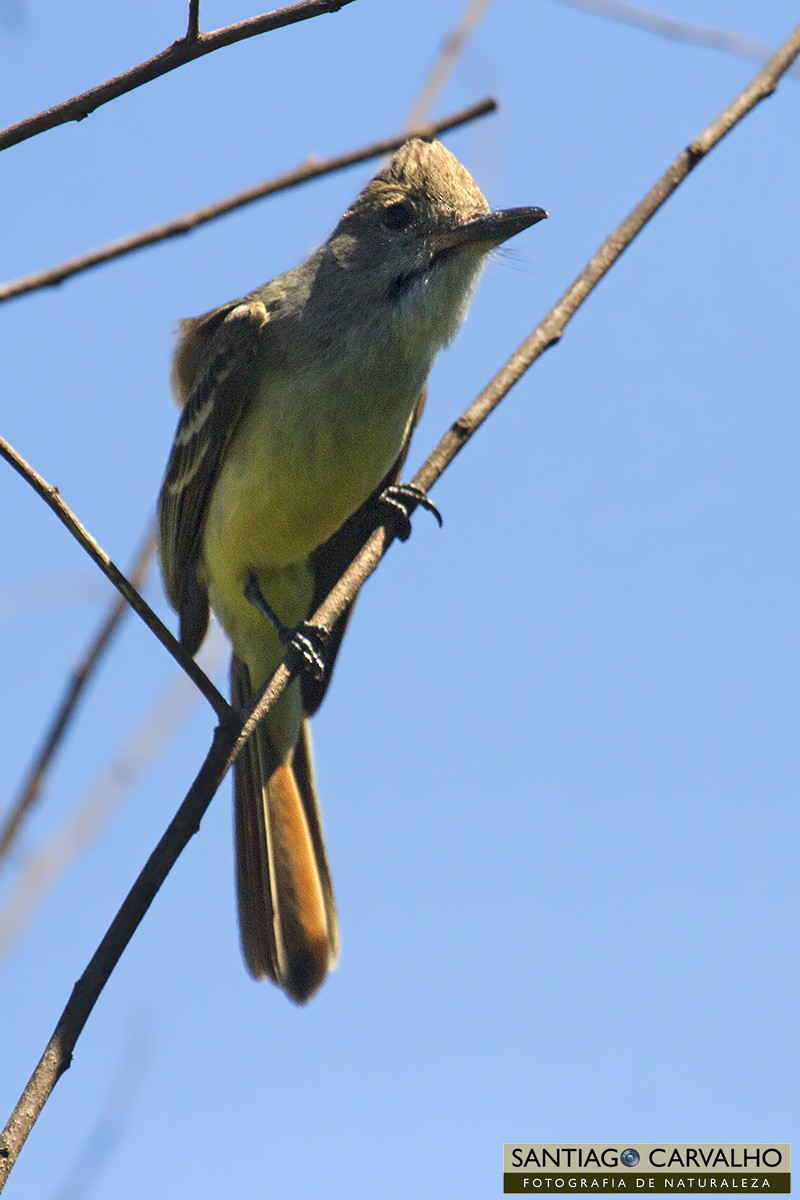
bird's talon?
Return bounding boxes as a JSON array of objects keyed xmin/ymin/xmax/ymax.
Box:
[
  {"xmin": 245, "ymin": 576, "xmax": 328, "ymax": 681},
  {"xmin": 415, "ymin": 491, "xmax": 443, "ymax": 528},
  {"xmin": 380, "ymin": 492, "xmax": 413, "ymax": 541},
  {"xmin": 379, "ymin": 483, "xmax": 442, "ymax": 541},
  {"xmin": 289, "ymin": 622, "xmax": 329, "ymax": 682}
]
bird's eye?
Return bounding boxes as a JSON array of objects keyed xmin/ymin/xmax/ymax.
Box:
[{"xmin": 382, "ymin": 201, "xmax": 414, "ymax": 232}]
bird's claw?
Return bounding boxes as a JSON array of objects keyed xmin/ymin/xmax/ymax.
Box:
[
  {"xmin": 379, "ymin": 483, "xmax": 442, "ymax": 542},
  {"xmin": 287, "ymin": 621, "xmax": 329, "ymax": 682},
  {"xmin": 245, "ymin": 575, "xmax": 329, "ymax": 682}
]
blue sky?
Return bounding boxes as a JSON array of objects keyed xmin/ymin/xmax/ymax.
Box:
[{"xmin": 0, "ymin": 2, "xmax": 797, "ymax": 1197}]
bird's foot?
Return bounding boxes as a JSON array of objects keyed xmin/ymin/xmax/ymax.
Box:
[
  {"xmin": 287, "ymin": 621, "xmax": 329, "ymax": 682},
  {"xmin": 379, "ymin": 483, "xmax": 442, "ymax": 543},
  {"xmin": 244, "ymin": 575, "xmax": 329, "ymax": 682}
]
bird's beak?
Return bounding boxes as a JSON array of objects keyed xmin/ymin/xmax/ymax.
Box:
[{"xmin": 433, "ymin": 206, "xmax": 549, "ymax": 254}]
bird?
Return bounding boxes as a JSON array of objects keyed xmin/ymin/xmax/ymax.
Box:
[{"xmin": 157, "ymin": 137, "xmax": 547, "ymax": 1004}]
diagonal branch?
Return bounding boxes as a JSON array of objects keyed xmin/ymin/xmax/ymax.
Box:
[
  {"xmin": 1, "ymin": 19, "xmax": 798, "ymax": 1189},
  {"xmin": 0, "ymin": 530, "xmax": 156, "ymax": 873},
  {"xmin": 0, "ymin": 0, "xmax": 358, "ymax": 154},
  {"xmin": 0, "ymin": 439, "xmax": 229, "ymax": 720},
  {"xmin": 0, "ymin": 98, "xmax": 496, "ymax": 306}
]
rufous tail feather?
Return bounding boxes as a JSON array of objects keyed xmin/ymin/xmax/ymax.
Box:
[{"xmin": 231, "ymin": 656, "xmax": 338, "ymax": 1004}]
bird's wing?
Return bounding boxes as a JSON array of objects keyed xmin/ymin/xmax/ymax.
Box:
[
  {"xmin": 158, "ymin": 298, "xmax": 270, "ymax": 654},
  {"xmin": 302, "ymin": 385, "xmax": 428, "ymax": 716}
]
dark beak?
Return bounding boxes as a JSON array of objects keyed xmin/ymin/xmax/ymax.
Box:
[{"xmin": 434, "ymin": 206, "xmax": 548, "ymax": 254}]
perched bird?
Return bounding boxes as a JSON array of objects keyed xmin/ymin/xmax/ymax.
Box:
[{"xmin": 158, "ymin": 138, "xmax": 547, "ymax": 1004}]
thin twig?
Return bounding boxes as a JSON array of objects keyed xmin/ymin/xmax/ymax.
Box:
[
  {"xmin": 0, "ymin": 717, "xmax": 238, "ymax": 1191},
  {"xmin": 406, "ymin": 0, "xmax": 492, "ymax": 130},
  {"xmin": 186, "ymin": 0, "xmax": 201, "ymax": 41},
  {"xmin": 0, "ymin": 529, "xmax": 156, "ymax": 872},
  {"xmin": 1, "ymin": 23, "xmax": 798, "ymax": 1186},
  {"xmin": 0, "ymin": 0, "xmax": 358, "ymax": 154},
  {"xmin": 0, "ymin": 439, "xmax": 229, "ymax": 720},
  {"xmin": 0, "ymin": 99, "xmax": 496, "ymax": 306},
  {"xmin": 550, "ymin": 0, "xmax": 800, "ymax": 79}
]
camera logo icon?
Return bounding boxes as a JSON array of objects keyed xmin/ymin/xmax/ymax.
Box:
[{"xmin": 621, "ymin": 1149, "xmax": 640, "ymax": 1168}]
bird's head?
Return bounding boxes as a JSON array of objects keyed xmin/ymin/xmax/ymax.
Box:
[{"xmin": 326, "ymin": 138, "xmax": 547, "ymax": 347}]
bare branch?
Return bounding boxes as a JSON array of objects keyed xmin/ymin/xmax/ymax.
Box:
[
  {"xmin": 0, "ymin": 439, "xmax": 229, "ymax": 720},
  {"xmin": 186, "ymin": 0, "xmax": 201, "ymax": 41},
  {"xmin": 550, "ymin": 0, "xmax": 800, "ymax": 78},
  {"xmin": 405, "ymin": 0, "xmax": 492, "ymax": 129},
  {"xmin": 1, "ymin": 19, "xmax": 798, "ymax": 1188},
  {"xmin": 0, "ymin": 98, "xmax": 496, "ymax": 306},
  {"xmin": 0, "ymin": 0, "xmax": 358, "ymax": 154},
  {"xmin": 0, "ymin": 717, "xmax": 239, "ymax": 1192}
]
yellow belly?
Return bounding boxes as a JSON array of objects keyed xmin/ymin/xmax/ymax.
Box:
[
  {"xmin": 199, "ymin": 365, "xmax": 418, "ymax": 753},
  {"xmin": 202, "ymin": 367, "xmax": 416, "ymax": 577}
]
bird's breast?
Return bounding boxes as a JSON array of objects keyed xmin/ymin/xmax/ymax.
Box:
[{"xmin": 202, "ymin": 358, "xmax": 424, "ymax": 576}]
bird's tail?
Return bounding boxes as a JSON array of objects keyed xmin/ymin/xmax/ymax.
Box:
[{"xmin": 231, "ymin": 655, "xmax": 339, "ymax": 1004}]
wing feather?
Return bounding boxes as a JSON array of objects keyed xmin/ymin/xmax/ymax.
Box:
[{"xmin": 157, "ymin": 299, "xmax": 270, "ymax": 653}]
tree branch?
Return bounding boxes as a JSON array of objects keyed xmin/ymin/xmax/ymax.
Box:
[
  {"xmin": 186, "ymin": 0, "xmax": 201, "ymax": 42},
  {"xmin": 0, "ymin": 719, "xmax": 239, "ymax": 1192},
  {"xmin": 0, "ymin": 98, "xmax": 496, "ymax": 306},
  {"xmin": 0, "ymin": 0, "xmax": 358, "ymax": 154},
  {"xmin": 0, "ymin": 439, "xmax": 229, "ymax": 720},
  {"xmin": 1, "ymin": 19, "xmax": 798, "ymax": 1189}
]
